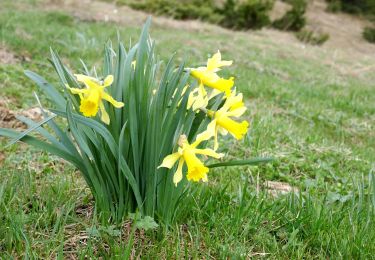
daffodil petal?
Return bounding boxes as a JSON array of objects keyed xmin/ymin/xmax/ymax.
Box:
[
  {"xmin": 187, "ymin": 83, "xmax": 208, "ymax": 111},
  {"xmin": 208, "ymin": 89, "xmax": 222, "ymax": 100},
  {"xmin": 103, "ymin": 75, "xmax": 114, "ymax": 87},
  {"xmin": 221, "ymin": 91, "xmax": 243, "ymax": 112},
  {"xmin": 219, "ymin": 60, "xmax": 233, "ymax": 67},
  {"xmin": 227, "ymin": 107, "xmax": 247, "ymax": 117},
  {"xmin": 195, "ymin": 148, "xmax": 223, "ymax": 159},
  {"xmin": 198, "ymin": 82, "xmax": 207, "ymax": 96},
  {"xmin": 75, "ymin": 74, "xmax": 100, "ymax": 89},
  {"xmin": 187, "ymin": 88, "xmax": 199, "ymax": 110},
  {"xmin": 173, "ymin": 158, "xmax": 185, "ymax": 186},
  {"xmin": 192, "ymin": 120, "xmax": 216, "ymax": 148},
  {"xmin": 211, "ymin": 125, "xmax": 220, "ymax": 151},
  {"xmin": 218, "ymin": 127, "xmax": 228, "ymax": 135},
  {"xmin": 207, "ymin": 51, "xmax": 221, "ymax": 71},
  {"xmin": 75, "ymin": 74, "xmax": 94, "ymax": 82},
  {"xmin": 68, "ymin": 87, "xmax": 88, "ymax": 95},
  {"xmin": 181, "ymin": 84, "xmax": 189, "ymax": 96},
  {"xmin": 192, "ymin": 95, "xmax": 208, "ymax": 111},
  {"xmin": 207, "ymin": 51, "xmax": 233, "ymax": 71},
  {"xmin": 158, "ymin": 152, "xmax": 181, "ymax": 169},
  {"xmin": 102, "ymin": 92, "xmax": 124, "ymax": 108},
  {"xmin": 100, "ymin": 103, "xmax": 110, "ymax": 125}
]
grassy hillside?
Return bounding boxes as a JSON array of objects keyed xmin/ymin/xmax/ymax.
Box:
[{"xmin": 0, "ymin": 0, "xmax": 374, "ymax": 258}]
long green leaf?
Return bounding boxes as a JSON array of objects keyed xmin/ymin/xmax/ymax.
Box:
[
  {"xmin": 6, "ymin": 114, "xmax": 57, "ymax": 147},
  {"xmin": 0, "ymin": 128, "xmax": 84, "ymax": 171},
  {"xmin": 24, "ymin": 70, "xmax": 66, "ymax": 110},
  {"xmin": 207, "ymin": 157, "xmax": 274, "ymax": 168},
  {"xmin": 50, "ymin": 109, "xmax": 119, "ymax": 159}
]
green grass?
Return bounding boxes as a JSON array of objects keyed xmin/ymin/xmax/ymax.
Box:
[{"xmin": 1, "ymin": 0, "xmax": 375, "ymax": 258}]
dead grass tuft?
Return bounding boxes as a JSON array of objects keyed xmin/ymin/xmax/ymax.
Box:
[{"xmin": 264, "ymin": 181, "xmax": 299, "ymax": 197}]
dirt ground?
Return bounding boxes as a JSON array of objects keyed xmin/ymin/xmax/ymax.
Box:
[
  {"xmin": 0, "ymin": 98, "xmax": 43, "ymax": 129},
  {"xmin": 0, "ymin": 46, "xmax": 18, "ymax": 65},
  {"xmin": 306, "ymin": 0, "xmax": 375, "ymax": 55}
]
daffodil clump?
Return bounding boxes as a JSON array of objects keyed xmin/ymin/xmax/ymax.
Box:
[{"xmin": 0, "ymin": 20, "xmax": 268, "ymax": 225}]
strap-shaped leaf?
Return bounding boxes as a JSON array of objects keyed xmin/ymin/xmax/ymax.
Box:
[
  {"xmin": 0, "ymin": 128, "xmax": 84, "ymax": 171},
  {"xmin": 118, "ymin": 122, "xmax": 143, "ymax": 213},
  {"xmin": 33, "ymin": 92, "xmax": 80, "ymax": 157},
  {"xmin": 66, "ymin": 104, "xmax": 94, "ymax": 159},
  {"xmin": 15, "ymin": 115, "xmax": 66, "ymax": 152},
  {"xmin": 207, "ymin": 157, "xmax": 273, "ymax": 168},
  {"xmin": 6, "ymin": 114, "xmax": 57, "ymax": 147},
  {"xmin": 24, "ymin": 70, "xmax": 66, "ymax": 110},
  {"xmin": 50, "ymin": 109, "xmax": 119, "ymax": 159}
]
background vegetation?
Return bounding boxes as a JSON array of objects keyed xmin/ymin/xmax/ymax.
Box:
[
  {"xmin": 0, "ymin": 0, "xmax": 374, "ymax": 258},
  {"xmin": 326, "ymin": 0, "xmax": 375, "ymax": 43},
  {"xmin": 118, "ymin": 0, "xmax": 309, "ymax": 31},
  {"xmin": 363, "ymin": 26, "xmax": 375, "ymax": 43},
  {"xmin": 326, "ymin": 0, "xmax": 375, "ymax": 17}
]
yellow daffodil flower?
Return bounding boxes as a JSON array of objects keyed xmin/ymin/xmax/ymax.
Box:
[
  {"xmin": 68, "ymin": 74, "xmax": 124, "ymax": 125},
  {"xmin": 190, "ymin": 51, "xmax": 234, "ymax": 96},
  {"xmin": 177, "ymin": 84, "xmax": 208, "ymax": 111},
  {"xmin": 206, "ymin": 91, "xmax": 249, "ymax": 150},
  {"xmin": 187, "ymin": 83, "xmax": 209, "ymax": 111},
  {"xmin": 206, "ymin": 50, "xmax": 233, "ymax": 72},
  {"xmin": 158, "ymin": 126, "xmax": 223, "ymax": 186}
]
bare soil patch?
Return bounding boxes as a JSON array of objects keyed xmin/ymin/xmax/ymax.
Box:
[
  {"xmin": 269, "ymin": 0, "xmax": 292, "ymax": 21},
  {"xmin": 0, "ymin": 46, "xmax": 18, "ymax": 65},
  {"xmin": 0, "ymin": 99, "xmax": 25, "ymax": 129},
  {"xmin": 0, "ymin": 99, "xmax": 42, "ymax": 129},
  {"xmin": 306, "ymin": 0, "xmax": 375, "ymax": 55}
]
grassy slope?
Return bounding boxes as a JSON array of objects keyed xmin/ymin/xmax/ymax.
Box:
[{"xmin": 0, "ymin": 0, "xmax": 374, "ymax": 258}]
